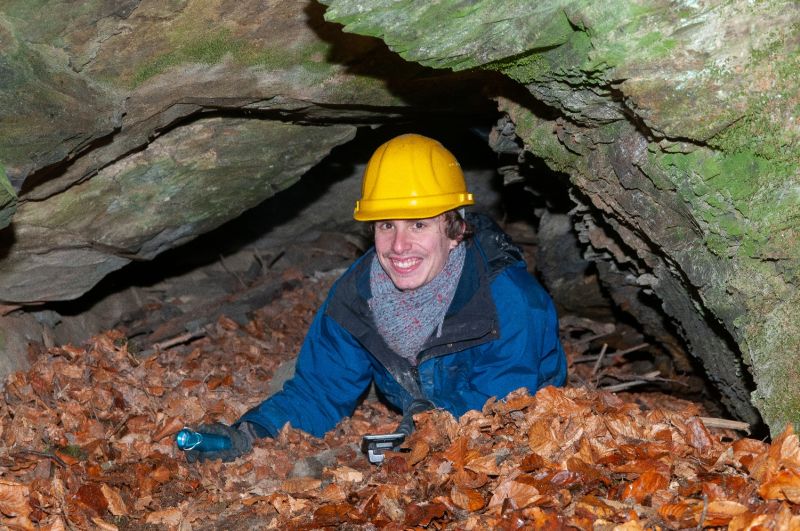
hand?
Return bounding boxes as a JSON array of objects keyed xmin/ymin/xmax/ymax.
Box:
[{"xmin": 184, "ymin": 422, "xmax": 254, "ymax": 463}]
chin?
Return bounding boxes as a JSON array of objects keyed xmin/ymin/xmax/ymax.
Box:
[{"xmin": 390, "ymin": 275, "xmax": 425, "ymax": 291}]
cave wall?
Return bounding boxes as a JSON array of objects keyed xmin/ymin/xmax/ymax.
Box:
[
  {"xmin": 321, "ymin": 0, "xmax": 800, "ymax": 434},
  {"xmin": 0, "ymin": 0, "xmax": 492, "ymax": 303}
]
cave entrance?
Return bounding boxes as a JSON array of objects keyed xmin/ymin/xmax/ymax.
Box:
[{"xmin": 31, "ymin": 117, "xmax": 740, "ymax": 428}]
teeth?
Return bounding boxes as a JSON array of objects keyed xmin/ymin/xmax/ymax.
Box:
[{"xmin": 393, "ymin": 258, "xmax": 418, "ymax": 269}]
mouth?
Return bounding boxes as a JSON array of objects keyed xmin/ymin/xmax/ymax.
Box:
[{"xmin": 389, "ymin": 256, "xmax": 421, "ymax": 274}]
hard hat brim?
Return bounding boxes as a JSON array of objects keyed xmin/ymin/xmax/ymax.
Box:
[{"xmin": 353, "ymin": 193, "xmax": 474, "ymax": 221}]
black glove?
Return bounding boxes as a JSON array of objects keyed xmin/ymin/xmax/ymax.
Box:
[
  {"xmin": 184, "ymin": 422, "xmax": 255, "ymax": 463},
  {"xmin": 397, "ymin": 399, "xmax": 436, "ymax": 436}
]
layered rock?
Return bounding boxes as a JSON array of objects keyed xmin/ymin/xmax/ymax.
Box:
[
  {"xmin": 322, "ymin": 0, "xmax": 800, "ymax": 433},
  {"xmin": 0, "ymin": 0, "xmax": 490, "ymax": 302}
]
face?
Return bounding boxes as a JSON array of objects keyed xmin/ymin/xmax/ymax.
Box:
[{"xmin": 374, "ymin": 215, "xmax": 459, "ymax": 291}]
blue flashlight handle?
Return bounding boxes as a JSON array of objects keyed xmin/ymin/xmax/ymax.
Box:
[{"xmin": 175, "ymin": 428, "xmax": 232, "ymax": 452}]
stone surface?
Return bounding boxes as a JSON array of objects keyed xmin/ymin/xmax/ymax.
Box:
[
  {"xmin": 322, "ymin": 0, "xmax": 800, "ymax": 434},
  {"xmin": 0, "ymin": 0, "xmax": 491, "ymax": 302},
  {"xmin": 2, "ymin": 119, "xmax": 355, "ymax": 301}
]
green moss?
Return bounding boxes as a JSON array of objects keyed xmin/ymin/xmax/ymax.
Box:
[
  {"xmin": 486, "ymin": 50, "xmax": 550, "ymax": 84},
  {"xmin": 131, "ymin": 29, "xmax": 332, "ymax": 87},
  {"xmin": 0, "ymin": 162, "xmax": 17, "ymax": 229},
  {"xmin": 710, "ymin": 27, "xmax": 800, "ymax": 165},
  {"xmin": 57, "ymin": 444, "xmax": 87, "ymax": 460},
  {"xmin": 514, "ymin": 112, "xmax": 582, "ymax": 175},
  {"xmin": 546, "ymin": 29, "xmax": 595, "ymax": 78},
  {"xmin": 656, "ymin": 142, "xmax": 800, "ymax": 265},
  {"xmin": 132, "ymin": 29, "xmax": 242, "ymax": 86}
]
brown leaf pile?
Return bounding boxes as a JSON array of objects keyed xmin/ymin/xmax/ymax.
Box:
[{"xmin": 1, "ymin": 279, "xmax": 800, "ymax": 529}]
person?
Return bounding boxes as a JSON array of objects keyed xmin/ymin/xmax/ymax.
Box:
[{"xmin": 185, "ymin": 133, "xmax": 567, "ymax": 462}]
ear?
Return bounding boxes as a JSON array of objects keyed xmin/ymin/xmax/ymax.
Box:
[{"xmin": 448, "ymin": 237, "xmax": 459, "ymax": 251}]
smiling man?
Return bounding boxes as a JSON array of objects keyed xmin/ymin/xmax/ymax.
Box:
[{"xmin": 186, "ymin": 134, "xmax": 567, "ymax": 462}]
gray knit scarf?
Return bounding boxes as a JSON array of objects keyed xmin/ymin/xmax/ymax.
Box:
[{"xmin": 368, "ymin": 243, "xmax": 466, "ymax": 365}]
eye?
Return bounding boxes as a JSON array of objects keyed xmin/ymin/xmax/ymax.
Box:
[
  {"xmin": 376, "ymin": 221, "xmax": 393, "ymax": 231},
  {"xmin": 413, "ymin": 221, "xmax": 427, "ymax": 230}
]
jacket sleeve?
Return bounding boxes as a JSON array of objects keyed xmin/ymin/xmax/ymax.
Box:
[
  {"xmin": 238, "ymin": 297, "xmax": 374, "ymax": 438},
  {"xmin": 431, "ymin": 263, "xmax": 567, "ymax": 416}
]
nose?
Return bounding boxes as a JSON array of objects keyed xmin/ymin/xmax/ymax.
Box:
[{"xmin": 391, "ymin": 227, "xmax": 411, "ymax": 254}]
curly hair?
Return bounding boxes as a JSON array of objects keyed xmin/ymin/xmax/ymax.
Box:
[{"xmin": 443, "ymin": 209, "xmax": 473, "ymax": 242}]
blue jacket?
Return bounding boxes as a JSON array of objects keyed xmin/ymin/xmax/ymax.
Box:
[{"xmin": 240, "ymin": 214, "xmax": 567, "ymax": 437}]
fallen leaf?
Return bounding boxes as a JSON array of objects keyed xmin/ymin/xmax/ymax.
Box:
[
  {"xmin": 206, "ymin": 374, "xmax": 233, "ymax": 390},
  {"xmin": 327, "ymin": 465, "xmax": 363, "ymax": 483},
  {"xmin": 465, "ymin": 452, "xmax": 502, "ymax": 476},
  {"xmin": 453, "ymin": 467, "xmax": 489, "ymax": 489},
  {"xmin": 443, "ymin": 437, "xmax": 479, "ymax": 468},
  {"xmin": 275, "ymin": 493, "xmax": 311, "ymax": 517},
  {"xmin": 405, "ymin": 438, "xmax": 430, "ymax": 466},
  {"xmin": 281, "ymin": 477, "xmax": 321, "ymax": 494},
  {"xmin": 488, "ymin": 477, "xmax": 542, "ymax": 510},
  {"xmin": 74, "ymin": 483, "xmax": 108, "ymax": 513},
  {"xmin": 685, "ymin": 416, "xmax": 715, "ymax": 455},
  {"xmin": 311, "ymin": 503, "xmax": 362, "ymax": 527},
  {"xmin": 619, "ymin": 469, "xmax": 669, "ymax": 504},
  {"xmin": 145, "ymin": 507, "xmax": 182, "ymax": 526},
  {"xmin": 450, "ymin": 485, "xmax": 485, "ymax": 511},
  {"xmin": 318, "ymin": 483, "xmax": 347, "ymax": 503},
  {"xmin": 658, "ymin": 499, "xmax": 702, "ymax": 528},
  {"xmin": 0, "ymin": 479, "xmax": 31, "ymax": 518},
  {"xmin": 702, "ymin": 500, "xmax": 749, "ymax": 527},
  {"xmin": 90, "ymin": 517, "xmax": 119, "ymax": 531},
  {"xmin": 151, "ymin": 417, "xmax": 184, "ymax": 442},
  {"xmin": 574, "ymin": 495, "xmax": 617, "ymax": 520},
  {"xmin": 100, "ymin": 484, "xmax": 127, "ymax": 516},
  {"xmin": 404, "ymin": 502, "xmax": 448, "ymax": 527},
  {"xmin": 758, "ymin": 468, "xmax": 800, "ymax": 503}
]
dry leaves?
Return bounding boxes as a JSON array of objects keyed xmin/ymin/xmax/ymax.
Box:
[{"xmin": 1, "ymin": 277, "xmax": 800, "ymax": 529}]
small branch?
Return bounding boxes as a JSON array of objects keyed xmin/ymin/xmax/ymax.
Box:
[
  {"xmin": 219, "ymin": 253, "xmax": 247, "ymax": 289},
  {"xmin": 612, "ymin": 343, "xmax": 650, "ymax": 356},
  {"xmin": 601, "ymin": 380, "xmax": 649, "ymax": 393},
  {"xmin": 600, "ymin": 370, "xmax": 662, "ymax": 392},
  {"xmin": 106, "ymin": 413, "xmax": 132, "ymax": 441},
  {"xmin": 140, "ymin": 329, "xmax": 207, "ymax": 357},
  {"xmin": 574, "ymin": 331, "xmax": 613, "ymax": 345},
  {"xmin": 697, "ymin": 493, "xmax": 709, "ymax": 530},
  {"xmin": 573, "ymin": 343, "xmax": 650, "ymax": 364},
  {"xmin": 699, "ymin": 416, "xmax": 751, "ymax": 434},
  {"xmin": 268, "ymin": 250, "xmax": 286, "ymax": 269},
  {"xmin": 591, "ymin": 343, "xmax": 608, "ymax": 378},
  {"xmin": 13, "ymin": 449, "xmax": 67, "ymax": 468}
]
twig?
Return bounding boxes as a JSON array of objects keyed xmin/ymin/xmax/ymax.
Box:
[
  {"xmin": 219, "ymin": 253, "xmax": 247, "ymax": 289},
  {"xmin": 14, "ymin": 449, "xmax": 67, "ymax": 468},
  {"xmin": 252, "ymin": 250, "xmax": 266, "ymax": 275},
  {"xmin": 107, "ymin": 413, "xmax": 132, "ymax": 440},
  {"xmin": 697, "ymin": 493, "xmax": 709, "ymax": 530},
  {"xmin": 140, "ymin": 329, "xmax": 207, "ymax": 357},
  {"xmin": 600, "ymin": 370, "xmax": 662, "ymax": 392},
  {"xmin": 591, "ymin": 343, "xmax": 608, "ymax": 378},
  {"xmin": 601, "ymin": 380, "xmax": 650, "ymax": 392},
  {"xmin": 612, "ymin": 343, "xmax": 650, "ymax": 356},
  {"xmin": 572, "ymin": 343, "xmax": 650, "ymax": 364},
  {"xmin": 699, "ymin": 416, "xmax": 751, "ymax": 434},
  {"xmin": 575, "ymin": 331, "xmax": 614, "ymax": 345},
  {"xmin": 268, "ymin": 250, "xmax": 286, "ymax": 269}
]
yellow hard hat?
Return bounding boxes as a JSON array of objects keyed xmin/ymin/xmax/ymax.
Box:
[{"xmin": 353, "ymin": 134, "xmax": 475, "ymax": 221}]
